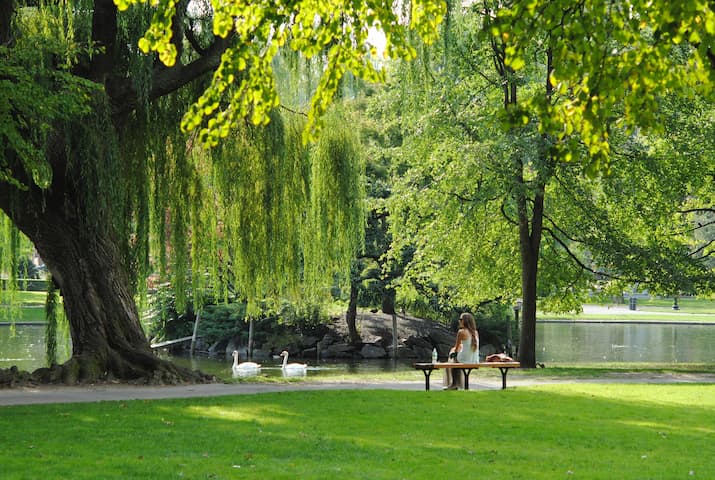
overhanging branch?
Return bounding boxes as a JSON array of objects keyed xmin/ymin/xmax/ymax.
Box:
[
  {"xmin": 111, "ymin": 35, "xmax": 232, "ymax": 117},
  {"xmin": 541, "ymin": 224, "xmax": 621, "ymax": 281}
]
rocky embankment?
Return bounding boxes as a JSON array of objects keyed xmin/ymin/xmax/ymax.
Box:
[{"xmin": 212, "ymin": 311, "xmax": 499, "ymax": 362}]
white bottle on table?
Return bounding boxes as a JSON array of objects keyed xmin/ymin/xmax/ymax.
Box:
[{"xmin": 432, "ymin": 348, "xmax": 438, "ymax": 363}]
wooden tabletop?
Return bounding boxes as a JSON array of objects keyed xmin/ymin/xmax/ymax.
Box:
[{"xmin": 413, "ymin": 361, "xmax": 520, "ymax": 369}]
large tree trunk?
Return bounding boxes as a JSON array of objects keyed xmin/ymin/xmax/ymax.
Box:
[
  {"xmin": 507, "ymin": 48, "xmax": 552, "ymax": 369},
  {"xmin": 0, "ymin": 147, "xmax": 211, "ymax": 386},
  {"xmin": 515, "ymin": 172, "xmax": 546, "ymax": 369},
  {"xmin": 517, "ymin": 50, "xmax": 553, "ymax": 368},
  {"xmin": 5, "ymin": 206, "xmax": 210, "ymax": 384}
]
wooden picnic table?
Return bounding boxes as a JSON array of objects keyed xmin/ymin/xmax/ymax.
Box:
[{"xmin": 413, "ymin": 361, "xmax": 521, "ymax": 391}]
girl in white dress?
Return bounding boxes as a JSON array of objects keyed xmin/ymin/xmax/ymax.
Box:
[{"xmin": 444, "ymin": 312, "xmax": 479, "ymax": 390}]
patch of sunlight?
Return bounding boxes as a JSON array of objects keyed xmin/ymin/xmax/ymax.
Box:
[
  {"xmin": 73, "ymin": 414, "xmax": 99, "ymax": 423},
  {"xmin": 528, "ymin": 384, "xmax": 715, "ymax": 409},
  {"xmin": 617, "ymin": 419, "xmax": 715, "ymax": 435},
  {"xmin": 330, "ymin": 432, "xmax": 462, "ymax": 452},
  {"xmin": 183, "ymin": 404, "xmax": 294, "ymax": 425},
  {"xmin": 617, "ymin": 420, "xmax": 675, "ymax": 430}
]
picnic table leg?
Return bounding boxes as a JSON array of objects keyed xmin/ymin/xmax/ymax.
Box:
[
  {"xmin": 462, "ymin": 368, "xmax": 474, "ymax": 390},
  {"xmin": 420, "ymin": 368, "xmax": 433, "ymax": 391},
  {"xmin": 498, "ymin": 367, "xmax": 510, "ymax": 389}
]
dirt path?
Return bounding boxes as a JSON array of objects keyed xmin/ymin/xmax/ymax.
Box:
[
  {"xmin": 0, "ymin": 381, "xmax": 425, "ymax": 406},
  {"xmin": 2, "ymin": 372, "xmax": 714, "ymax": 406}
]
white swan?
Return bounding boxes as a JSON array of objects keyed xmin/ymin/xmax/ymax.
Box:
[
  {"xmin": 279, "ymin": 350, "xmax": 307, "ymax": 376},
  {"xmin": 232, "ymin": 350, "xmax": 261, "ymax": 376}
]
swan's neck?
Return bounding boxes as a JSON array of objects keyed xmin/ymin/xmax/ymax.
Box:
[
  {"xmin": 232, "ymin": 354, "xmax": 239, "ymax": 368},
  {"xmin": 281, "ymin": 354, "xmax": 288, "ymax": 368}
]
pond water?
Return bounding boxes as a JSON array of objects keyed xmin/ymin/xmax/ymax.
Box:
[
  {"xmin": 162, "ymin": 353, "xmax": 417, "ymax": 380},
  {"xmin": 0, "ymin": 324, "xmax": 417, "ymax": 379},
  {"xmin": 537, "ymin": 321, "xmax": 715, "ymax": 364},
  {"xmin": 0, "ymin": 323, "xmax": 72, "ymax": 372},
  {"xmin": 2, "ymin": 321, "xmax": 715, "ymax": 378}
]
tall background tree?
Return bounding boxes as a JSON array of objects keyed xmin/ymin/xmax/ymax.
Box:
[
  {"xmin": 369, "ymin": 0, "xmax": 715, "ymax": 366},
  {"xmin": 491, "ymin": 0, "xmax": 715, "ymax": 364}
]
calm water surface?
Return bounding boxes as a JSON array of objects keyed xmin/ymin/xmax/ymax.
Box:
[
  {"xmin": 2, "ymin": 322, "xmax": 715, "ymax": 376},
  {"xmin": 537, "ymin": 321, "xmax": 715, "ymax": 363},
  {"xmin": 0, "ymin": 323, "xmax": 71, "ymax": 372},
  {"xmin": 164, "ymin": 353, "xmax": 416, "ymax": 380},
  {"xmin": 0, "ymin": 325, "xmax": 416, "ymax": 379}
]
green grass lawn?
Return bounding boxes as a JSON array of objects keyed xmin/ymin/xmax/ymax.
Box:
[
  {"xmin": 0, "ymin": 289, "xmax": 64, "ymax": 324},
  {"xmin": 0, "ymin": 305, "xmax": 46, "ymax": 322},
  {"xmin": 0, "ymin": 290, "xmax": 46, "ymax": 307},
  {"xmin": 1, "ymin": 290, "xmax": 49, "ymax": 323},
  {"xmin": 637, "ymin": 297, "xmax": 715, "ymax": 314},
  {"xmin": 1, "ymin": 383, "xmax": 713, "ymax": 479},
  {"xmin": 541, "ymin": 297, "xmax": 715, "ymax": 322}
]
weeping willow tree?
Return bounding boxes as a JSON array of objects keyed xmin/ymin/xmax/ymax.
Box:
[{"xmin": 0, "ymin": 0, "xmax": 444, "ymax": 384}]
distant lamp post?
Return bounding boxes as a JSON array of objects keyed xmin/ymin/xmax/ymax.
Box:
[{"xmin": 509, "ymin": 299, "xmax": 522, "ymax": 357}]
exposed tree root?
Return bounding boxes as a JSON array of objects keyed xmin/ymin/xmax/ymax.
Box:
[{"xmin": 0, "ymin": 355, "xmax": 216, "ymax": 388}]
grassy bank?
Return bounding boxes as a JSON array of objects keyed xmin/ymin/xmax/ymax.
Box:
[
  {"xmin": 542, "ymin": 312, "xmax": 715, "ymax": 322},
  {"xmin": 636, "ymin": 297, "xmax": 715, "ymax": 313},
  {"xmin": 541, "ymin": 297, "xmax": 715, "ymax": 323},
  {"xmin": 4, "ymin": 293, "xmax": 715, "ymax": 324},
  {"xmin": 0, "ymin": 291, "xmax": 47, "ymax": 323},
  {"xmin": 1, "ymin": 383, "xmax": 712, "ymax": 479}
]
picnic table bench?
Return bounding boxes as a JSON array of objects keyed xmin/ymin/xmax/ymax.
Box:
[{"xmin": 413, "ymin": 361, "xmax": 521, "ymax": 391}]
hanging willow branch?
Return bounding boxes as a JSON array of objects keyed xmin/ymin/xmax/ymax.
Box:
[
  {"xmin": 124, "ymin": 102, "xmax": 366, "ymax": 315},
  {"xmin": 45, "ymin": 277, "xmax": 62, "ymax": 366}
]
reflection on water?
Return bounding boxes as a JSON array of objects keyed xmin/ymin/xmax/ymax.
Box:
[
  {"xmin": 164, "ymin": 352, "xmax": 416, "ymax": 381},
  {"xmin": 0, "ymin": 325, "xmax": 417, "ymax": 378},
  {"xmin": 3, "ymin": 322, "xmax": 715, "ymax": 374},
  {"xmin": 0, "ymin": 324, "xmax": 71, "ymax": 371},
  {"xmin": 537, "ymin": 322, "xmax": 715, "ymax": 363}
]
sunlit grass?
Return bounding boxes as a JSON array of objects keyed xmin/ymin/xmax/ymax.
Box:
[
  {"xmin": 509, "ymin": 362, "xmax": 715, "ymax": 378},
  {"xmin": 637, "ymin": 297, "xmax": 715, "ymax": 314},
  {"xmin": 543, "ymin": 312, "xmax": 715, "ymax": 322},
  {"xmin": 1, "ymin": 291, "xmax": 49, "ymax": 323},
  {"xmin": 1, "ymin": 384, "xmax": 713, "ymax": 479},
  {"xmin": 0, "ymin": 305, "xmax": 46, "ymax": 323},
  {"xmin": 0, "ymin": 290, "xmax": 46, "ymax": 306},
  {"xmin": 541, "ymin": 298, "xmax": 715, "ymax": 322}
]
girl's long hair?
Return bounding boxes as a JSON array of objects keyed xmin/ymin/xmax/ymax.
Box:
[{"xmin": 460, "ymin": 312, "xmax": 478, "ymax": 351}]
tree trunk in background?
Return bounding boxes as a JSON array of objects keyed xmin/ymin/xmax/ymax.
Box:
[
  {"xmin": 0, "ymin": 0, "xmax": 13, "ymax": 45},
  {"xmin": 247, "ymin": 317, "xmax": 254, "ymax": 360},
  {"xmin": 516, "ymin": 183, "xmax": 545, "ymax": 369},
  {"xmin": 381, "ymin": 288, "xmax": 396, "ymax": 315},
  {"xmin": 345, "ymin": 265, "xmax": 361, "ymax": 344}
]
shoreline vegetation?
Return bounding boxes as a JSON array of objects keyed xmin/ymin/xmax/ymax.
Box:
[
  {"xmin": 3, "ymin": 291, "xmax": 715, "ymax": 325},
  {"xmin": 2, "ymin": 294, "xmax": 714, "ymax": 381}
]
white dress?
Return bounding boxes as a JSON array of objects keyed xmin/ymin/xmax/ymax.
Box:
[
  {"xmin": 456, "ymin": 336, "xmax": 479, "ymax": 363},
  {"xmin": 444, "ymin": 333, "xmax": 479, "ymax": 388}
]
